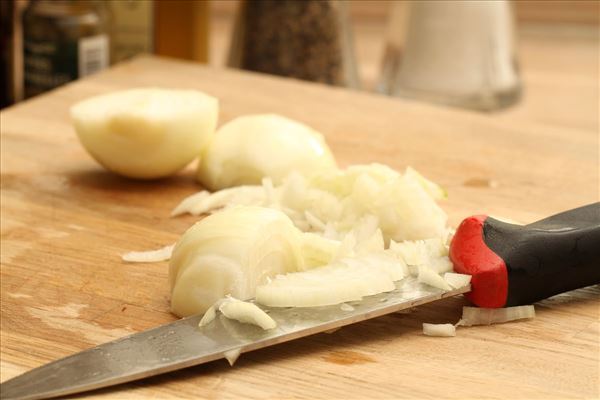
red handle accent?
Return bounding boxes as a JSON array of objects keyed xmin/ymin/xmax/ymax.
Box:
[{"xmin": 449, "ymin": 215, "xmax": 508, "ymax": 308}]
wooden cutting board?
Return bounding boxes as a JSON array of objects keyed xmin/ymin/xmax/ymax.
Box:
[{"xmin": 1, "ymin": 56, "xmax": 598, "ymax": 399}]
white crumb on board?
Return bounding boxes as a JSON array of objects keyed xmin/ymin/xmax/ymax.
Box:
[
  {"xmin": 7, "ymin": 293, "xmax": 32, "ymax": 299},
  {"xmin": 224, "ymin": 348, "xmax": 242, "ymax": 366}
]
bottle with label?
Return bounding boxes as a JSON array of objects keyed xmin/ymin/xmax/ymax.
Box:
[{"xmin": 22, "ymin": 0, "xmax": 110, "ymax": 99}]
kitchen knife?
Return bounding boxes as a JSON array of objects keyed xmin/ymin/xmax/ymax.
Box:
[
  {"xmin": 450, "ymin": 202, "xmax": 600, "ymax": 307},
  {"xmin": 2, "ymin": 203, "xmax": 599, "ymax": 400},
  {"xmin": 0, "ymin": 278, "xmax": 469, "ymax": 400}
]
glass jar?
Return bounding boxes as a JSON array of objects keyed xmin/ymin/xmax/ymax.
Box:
[
  {"xmin": 23, "ymin": 0, "xmax": 110, "ymax": 99},
  {"xmin": 228, "ymin": 0, "xmax": 359, "ymax": 88},
  {"xmin": 378, "ymin": 0, "xmax": 521, "ymax": 111}
]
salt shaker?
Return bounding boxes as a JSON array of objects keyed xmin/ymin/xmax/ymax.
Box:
[
  {"xmin": 228, "ymin": 0, "xmax": 359, "ymax": 88},
  {"xmin": 379, "ymin": 0, "xmax": 521, "ymax": 111}
]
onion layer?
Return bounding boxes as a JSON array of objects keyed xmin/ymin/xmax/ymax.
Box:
[{"xmin": 169, "ymin": 207, "xmax": 304, "ymax": 317}]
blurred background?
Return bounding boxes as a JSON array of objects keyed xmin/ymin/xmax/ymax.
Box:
[{"xmin": 1, "ymin": 0, "xmax": 598, "ymax": 124}]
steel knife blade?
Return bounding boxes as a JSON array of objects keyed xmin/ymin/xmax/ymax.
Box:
[{"xmin": 1, "ymin": 278, "xmax": 469, "ymax": 400}]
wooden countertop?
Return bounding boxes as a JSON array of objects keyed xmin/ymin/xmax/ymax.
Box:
[{"xmin": 1, "ymin": 55, "xmax": 598, "ymax": 399}]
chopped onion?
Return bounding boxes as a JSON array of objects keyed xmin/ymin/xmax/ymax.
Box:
[
  {"xmin": 423, "ymin": 323, "xmax": 456, "ymax": 337},
  {"xmin": 198, "ymin": 297, "xmax": 276, "ymax": 331},
  {"xmin": 389, "ymin": 237, "xmax": 448, "ymax": 266},
  {"xmin": 340, "ymin": 303, "xmax": 355, "ymax": 312},
  {"xmin": 171, "ymin": 186, "xmax": 266, "ymax": 217},
  {"xmin": 121, "ymin": 244, "xmax": 175, "ymax": 263},
  {"xmin": 444, "ymin": 272, "xmax": 471, "ymax": 289},
  {"xmin": 457, "ymin": 305, "xmax": 536, "ymax": 327},
  {"xmin": 404, "ymin": 167, "xmax": 447, "ymax": 200},
  {"xmin": 304, "ymin": 210, "xmax": 327, "ymax": 231},
  {"xmin": 173, "ymin": 164, "xmax": 448, "ymax": 243},
  {"xmin": 427, "ymin": 257, "xmax": 454, "ymax": 274},
  {"xmin": 255, "ymin": 251, "xmax": 406, "ymax": 307},
  {"xmin": 218, "ymin": 298, "xmax": 277, "ymax": 330},
  {"xmin": 301, "ymin": 233, "xmax": 340, "ymax": 270},
  {"xmin": 224, "ymin": 348, "xmax": 242, "ymax": 366},
  {"xmin": 417, "ymin": 265, "xmax": 451, "ymax": 291},
  {"xmin": 262, "ymin": 177, "xmax": 277, "ymax": 206},
  {"xmin": 198, "ymin": 303, "xmax": 219, "ymax": 327},
  {"xmin": 171, "ymin": 191, "xmax": 211, "ymax": 217}
]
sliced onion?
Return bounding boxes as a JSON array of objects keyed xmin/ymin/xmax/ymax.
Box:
[
  {"xmin": 417, "ymin": 265, "xmax": 451, "ymax": 291},
  {"xmin": 255, "ymin": 251, "xmax": 406, "ymax": 307},
  {"xmin": 171, "ymin": 186, "xmax": 266, "ymax": 217},
  {"xmin": 423, "ymin": 323, "xmax": 456, "ymax": 337},
  {"xmin": 198, "ymin": 302, "xmax": 219, "ymax": 327},
  {"xmin": 444, "ymin": 272, "xmax": 471, "ymax": 289},
  {"xmin": 218, "ymin": 298, "xmax": 277, "ymax": 330},
  {"xmin": 169, "ymin": 207, "xmax": 303, "ymax": 317},
  {"xmin": 457, "ymin": 305, "xmax": 535, "ymax": 327},
  {"xmin": 171, "ymin": 191, "xmax": 211, "ymax": 217},
  {"xmin": 121, "ymin": 244, "xmax": 175, "ymax": 263},
  {"xmin": 301, "ymin": 233, "xmax": 340, "ymax": 270}
]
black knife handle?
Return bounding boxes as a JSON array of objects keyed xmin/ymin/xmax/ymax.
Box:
[{"xmin": 450, "ymin": 203, "xmax": 600, "ymax": 308}]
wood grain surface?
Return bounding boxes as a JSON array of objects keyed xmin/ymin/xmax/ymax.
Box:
[{"xmin": 1, "ymin": 55, "xmax": 599, "ymax": 399}]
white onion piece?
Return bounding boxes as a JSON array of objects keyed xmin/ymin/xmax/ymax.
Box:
[
  {"xmin": 457, "ymin": 305, "xmax": 536, "ymax": 327},
  {"xmin": 218, "ymin": 298, "xmax": 277, "ymax": 330},
  {"xmin": 224, "ymin": 348, "xmax": 242, "ymax": 366},
  {"xmin": 171, "ymin": 192, "xmax": 211, "ymax": 217},
  {"xmin": 122, "ymin": 244, "xmax": 175, "ymax": 263},
  {"xmin": 71, "ymin": 88, "xmax": 218, "ymax": 179},
  {"xmin": 175, "ymin": 164, "xmax": 448, "ymax": 243},
  {"xmin": 301, "ymin": 233, "xmax": 340, "ymax": 270},
  {"xmin": 444, "ymin": 272, "xmax": 472, "ymax": 289},
  {"xmin": 340, "ymin": 303, "xmax": 354, "ymax": 312},
  {"xmin": 423, "ymin": 323, "xmax": 456, "ymax": 337},
  {"xmin": 427, "ymin": 257, "xmax": 454, "ymax": 274},
  {"xmin": 305, "ymin": 211, "xmax": 327, "ymax": 231},
  {"xmin": 390, "ymin": 237, "xmax": 448, "ymax": 266},
  {"xmin": 197, "ymin": 114, "xmax": 337, "ymax": 190},
  {"xmin": 255, "ymin": 252, "xmax": 405, "ymax": 307},
  {"xmin": 171, "ymin": 186, "xmax": 266, "ymax": 217},
  {"xmin": 417, "ymin": 265, "xmax": 452, "ymax": 291},
  {"xmin": 404, "ymin": 167, "xmax": 447, "ymax": 200},
  {"xmin": 169, "ymin": 207, "xmax": 304, "ymax": 317},
  {"xmin": 198, "ymin": 302, "xmax": 219, "ymax": 327}
]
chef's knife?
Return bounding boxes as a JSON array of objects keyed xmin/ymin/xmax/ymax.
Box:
[
  {"xmin": 450, "ymin": 202, "xmax": 600, "ymax": 307},
  {"xmin": 2, "ymin": 203, "xmax": 599, "ymax": 400},
  {"xmin": 0, "ymin": 279, "xmax": 469, "ymax": 400}
]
